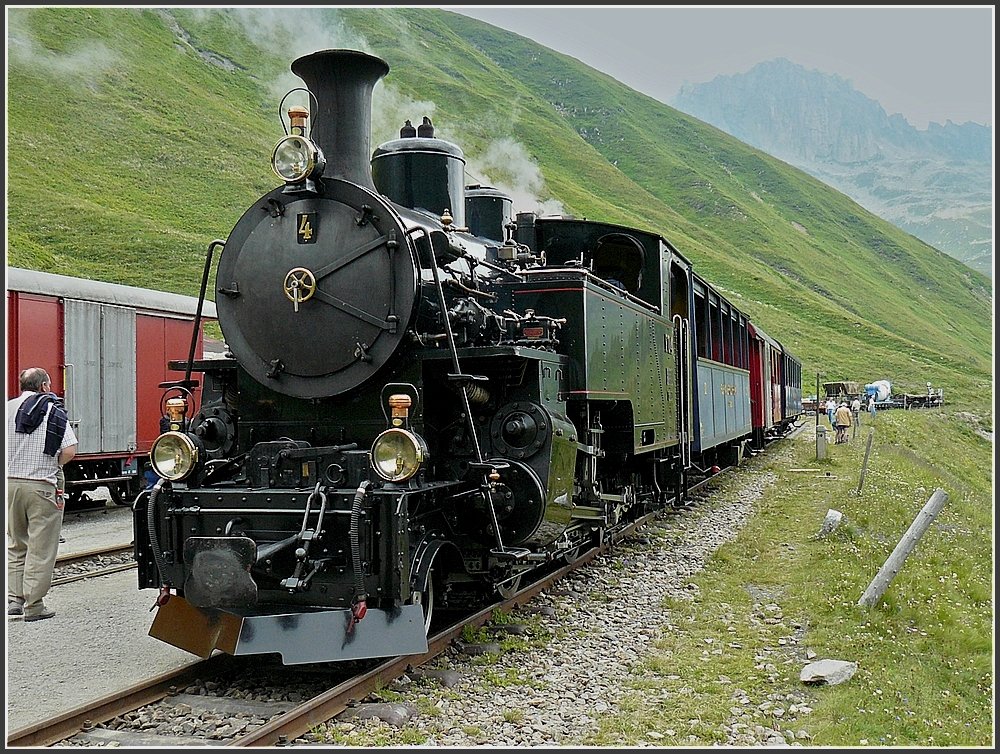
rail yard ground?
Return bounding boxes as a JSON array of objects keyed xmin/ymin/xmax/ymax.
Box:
[
  {"xmin": 5, "ymin": 504, "xmax": 198, "ymax": 734},
  {"xmin": 5, "ymin": 405, "xmax": 993, "ymax": 747}
]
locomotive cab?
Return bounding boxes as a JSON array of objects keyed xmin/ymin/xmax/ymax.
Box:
[{"xmin": 587, "ymin": 232, "xmax": 645, "ymax": 294}]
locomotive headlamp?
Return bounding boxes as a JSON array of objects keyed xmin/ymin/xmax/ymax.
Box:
[
  {"xmin": 150, "ymin": 431, "xmax": 200, "ymax": 481},
  {"xmin": 271, "ymin": 134, "xmax": 326, "ymax": 183},
  {"xmin": 371, "ymin": 428, "xmax": 427, "ymax": 482}
]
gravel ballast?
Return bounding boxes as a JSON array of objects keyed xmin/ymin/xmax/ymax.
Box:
[{"xmin": 307, "ymin": 450, "xmax": 809, "ymax": 747}]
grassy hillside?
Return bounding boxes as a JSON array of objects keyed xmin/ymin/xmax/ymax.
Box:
[{"xmin": 5, "ymin": 7, "xmax": 992, "ymax": 420}]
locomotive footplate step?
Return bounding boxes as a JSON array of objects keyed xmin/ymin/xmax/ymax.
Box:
[
  {"xmin": 447, "ymin": 373, "xmax": 488, "ymax": 384},
  {"xmin": 489, "ymin": 547, "xmax": 534, "ymax": 561}
]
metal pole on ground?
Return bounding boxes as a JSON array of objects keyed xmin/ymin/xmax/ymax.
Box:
[
  {"xmin": 858, "ymin": 488, "xmax": 949, "ymax": 607},
  {"xmin": 815, "ymin": 372, "xmax": 822, "ymax": 460},
  {"xmin": 856, "ymin": 428, "xmax": 875, "ymax": 495}
]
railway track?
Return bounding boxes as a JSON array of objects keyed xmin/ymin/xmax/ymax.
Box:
[
  {"xmin": 10, "ymin": 455, "xmax": 756, "ymax": 748},
  {"xmin": 8, "ymin": 556, "xmax": 597, "ymax": 747},
  {"xmin": 52, "ymin": 543, "xmax": 136, "ymax": 586}
]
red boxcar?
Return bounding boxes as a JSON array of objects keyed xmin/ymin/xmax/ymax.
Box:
[{"xmin": 6, "ymin": 267, "xmax": 218, "ymax": 507}]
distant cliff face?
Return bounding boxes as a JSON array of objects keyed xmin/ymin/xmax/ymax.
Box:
[{"xmin": 672, "ymin": 58, "xmax": 992, "ymax": 278}]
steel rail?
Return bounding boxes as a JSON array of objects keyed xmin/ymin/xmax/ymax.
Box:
[
  {"xmin": 56, "ymin": 544, "xmax": 133, "ymax": 567},
  {"xmin": 51, "ymin": 563, "xmax": 137, "ymax": 587}
]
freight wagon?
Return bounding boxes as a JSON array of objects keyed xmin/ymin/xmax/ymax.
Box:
[{"xmin": 6, "ymin": 267, "xmax": 218, "ymax": 509}]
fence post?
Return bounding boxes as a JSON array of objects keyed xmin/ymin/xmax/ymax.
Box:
[
  {"xmin": 855, "ymin": 429, "xmax": 875, "ymax": 495},
  {"xmin": 857, "ymin": 488, "xmax": 949, "ymax": 607}
]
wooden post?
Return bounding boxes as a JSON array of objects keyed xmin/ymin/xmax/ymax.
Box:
[
  {"xmin": 855, "ymin": 429, "xmax": 875, "ymax": 495},
  {"xmin": 815, "ymin": 372, "xmax": 822, "ymax": 459},
  {"xmin": 857, "ymin": 489, "xmax": 949, "ymax": 607}
]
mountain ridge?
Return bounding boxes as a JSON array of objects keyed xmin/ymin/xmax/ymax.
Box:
[{"xmin": 671, "ymin": 57, "xmax": 992, "ymax": 277}]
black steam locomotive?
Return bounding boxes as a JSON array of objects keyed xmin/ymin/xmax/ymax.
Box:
[{"xmin": 134, "ymin": 49, "xmax": 801, "ymax": 665}]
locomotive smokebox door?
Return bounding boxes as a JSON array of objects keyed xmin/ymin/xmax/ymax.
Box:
[
  {"xmin": 182, "ymin": 537, "xmax": 258, "ymax": 608},
  {"xmin": 217, "ymin": 181, "xmax": 418, "ymax": 399}
]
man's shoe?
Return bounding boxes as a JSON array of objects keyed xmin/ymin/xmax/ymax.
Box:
[
  {"xmin": 23, "ymin": 607, "xmax": 55, "ymax": 622},
  {"xmin": 7, "ymin": 600, "xmax": 24, "ymax": 617}
]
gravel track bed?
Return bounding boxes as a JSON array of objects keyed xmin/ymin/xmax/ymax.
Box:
[
  {"xmin": 59, "ymin": 660, "xmax": 357, "ymax": 746},
  {"xmin": 300, "ymin": 447, "xmax": 811, "ymax": 747},
  {"xmin": 54, "ymin": 552, "xmax": 136, "ymax": 581}
]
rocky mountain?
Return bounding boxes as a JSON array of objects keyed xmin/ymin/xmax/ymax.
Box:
[{"xmin": 671, "ymin": 58, "xmax": 992, "ymax": 278}]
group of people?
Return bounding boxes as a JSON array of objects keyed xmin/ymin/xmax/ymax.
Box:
[
  {"xmin": 7, "ymin": 367, "xmax": 79, "ymax": 622},
  {"xmin": 824, "ymin": 394, "xmax": 877, "ymax": 444}
]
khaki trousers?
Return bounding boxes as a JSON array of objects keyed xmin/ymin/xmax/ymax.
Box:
[{"xmin": 7, "ymin": 478, "xmax": 64, "ymax": 616}]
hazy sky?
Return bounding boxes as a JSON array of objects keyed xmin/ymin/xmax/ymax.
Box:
[{"xmin": 447, "ymin": 5, "xmax": 994, "ymax": 130}]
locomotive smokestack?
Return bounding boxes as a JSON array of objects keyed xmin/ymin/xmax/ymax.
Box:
[{"xmin": 290, "ymin": 49, "xmax": 389, "ymax": 190}]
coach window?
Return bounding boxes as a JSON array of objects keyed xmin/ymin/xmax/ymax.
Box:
[
  {"xmin": 709, "ymin": 293, "xmax": 722, "ymax": 362},
  {"xmin": 694, "ymin": 288, "xmax": 708, "ymax": 358},
  {"xmin": 732, "ymin": 312, "xmax": 741, "ymax": 368},
  {"xmin": 732, "ymin": 316, "xmax": 739, "ymax": 368},
  {"xmin": 720, "ymin": 301, "xmax": 730, "ymax": 364},
  {"xmin": 726, "ymin": 304, "xmax": 736, "ymax": 365},
  {"xmin": 731, "ymin": 309, "xmax": 738, "ymax": 366},
  {"xmin": 746, "ymin": 321, "xmax": 751, "ymax": 369},
  {"xmin": 719, "ymin": 299, "xmax": 732, "ymax": 364},
  {"xmin": 736, "ymin": 314, "xmax": 747, "ymax": 369}
]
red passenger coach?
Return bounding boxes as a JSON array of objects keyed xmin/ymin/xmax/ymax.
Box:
[
  {"xmin": 747, "ymin": 321, "xmax": 802, "ymax": 449},
  {"xmin": 6, "ymin": 267, "xmax": 218, "ymax": 508}
]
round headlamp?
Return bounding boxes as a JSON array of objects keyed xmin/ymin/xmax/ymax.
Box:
[
  {"xmin": 371, "ymin": 428, "xmax": 427, "ymax": 482},
  {"xmin": 150, "ymin": 431, "xmax": 199, "ymax": 481},
  {"xmin": 271, "ymin": 135, "xmax": 325, "ymax": 183}
]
